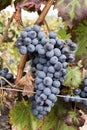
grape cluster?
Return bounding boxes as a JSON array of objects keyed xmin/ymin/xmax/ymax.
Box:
[
  {"xmin": 16, "ymin": 24, "xmax": 77, "ymax": 119},
  {"xmin": 0, "ymin": 68, "xmax": 15, "ymax": 86},
  {"xmin": 63, "ymin": 76, "xmax": 87, "ymax": 108}
]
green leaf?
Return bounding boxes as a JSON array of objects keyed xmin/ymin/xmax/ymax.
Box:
[
  {"xmin": 63, "ymin": 66, "xmax": 81, "ymax": 88},
  {"xmin": 9, "ymin": 100, "xmax": 37, "ymax": 130}
]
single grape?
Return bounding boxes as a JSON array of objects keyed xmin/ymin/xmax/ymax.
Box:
[
  {"xmin": 36, "ymin": 106, "xmax": 43, "ymax": 111},
  {"xmin": 37, "ymin": 114, "xmax": 43, "ymax": 119},
  {"xmin": 36, "ymin": 44, "xmax": 43, "ymax": 51},
  {"xmin": 43, "ymin": 77, "xmax": 52, "ymax": 86},
  {"xmin": 3, "ymin": 68, "xmax": 9, "ymax": 73},
  {"xmin": 36, "ymin": 64, "xmax": 43, "ymax": 71},
  {"xmin": 62, "ymin": 47, "xmax": 69, "ymax": 55},
  {"xmin": 59, "ymin": 55, "xmax": 66, "ymax": 62},
  {"xmin": 21, "ymin": 31, "xmax": 27, "ymax": 38},
  {"xmin": 33, "ymin": 57, "xmax": 39, "ymax": 64},
  {"xmin": 47, "ymin": 61, "xmax": 51, "ymax": 67},
  {"xmin": 45, "ymin": 99, "xmax": 53, "ymax": 106},
  {"xmin": 61, "ymin": 69, "xmax": 67, "ymax": 76},
  {"xmin": 49, "ymin": 31, "xmax": 57, "ymax": 39},
  {"xmin": 19, "ymin": 46, "xmax": 27, "ymax": 55},
  {"xmin": 84, "ymin": 87, "xmax": 87, "ymax": 92},
  {"xmin": 59, "ymin": 77, "xmax": 65, "ymax": 83},
  {"xmin": 41, "ymin": 37, "xmax": 49, "ymax": 45},
  {"xmin": 27, "ymin": 44, "xmax": 35, "ymax": 52},
  {"xmin": 1, "ymin": 80, "xmax": 6, "ymax": 86},
  {"xmin": 54, "ymin": 62, "xmax": 62, "ymax": 71},
  {"xmin": 40, "ymin": 94, "xmax": 47, "ymax": 100},
  {"xmin": 70, "ymin": 43, "xmax": 77, "ymax": 51},
  {"xmin": 84, "ymin": 79, "xmax": 87, "ymax": 86},
  {"xmin": 50, "ymin": 56, "xmax": 58, "ymax": 64},
  {"xmin": 45, "ymin": 42, "xmax": 54, "ymax": 51},
  {"xmin": 46, "ymin": 50, "xmax": 54, "ymax": 58},
  {"xmin": 48, "ymin": 66, "xmax": 55, "ymax": 73},
  {"xmin": 43, "ymin": 88, "xmax": 51, "ymax": 96},
  {"xmin": 32, "ymin": 38, "xmax": 38, "ymax": 45},
  {"xmin": 39, "ymin": 57, "xmax": 47, "ymax": 64},
  {"xmin": 80, "ymin": 91, "xmax": 86, "ymax": 98},
  {"xmin": 51, "ymin": 87, "xmax": 60, "ymax": 94},
  {"xmin": 37, "ymin": 83, "xmax": 45, "ymax": 90},
  {"xmin": 35, "ymin": 90, "xmax": 42, "ymax": 95},
  {"xmin": 67, "ymin": 53, "xmax": 75, "ymax": 62},
  {"xmin": 56, "ymin": 38, "xmax": 63, "ymax": 48},
  {"xmin": 38, "ymin": 32, "xmax": 45, "ymax": 39},
  {"xmin": 25, "ymin": 26, "xmax": 32, "ymax": 32},
  {"xmin": 37, "ymin": 71, "xmax": 46, "ymax": 79},
  {"xmin": 74, "ymin": 96, "xmax": 82, "ymax": 103},
  {"xmin": 5, "ymin": 73, "xmax": 13, "ymax": 80},
  {"xmin": 47, "ymin": 73, "xmax": 53, "ymax": 78},
  {"xmin": 49, "ymin": 94, "xmax": 57, "ymax": 103},
  {"xmin": 33, "ymin": 24, "xmax": 40, "ymax": 32},
  {"xmin": 49, "ymin": 39, "xmax": 56, "ymax": 45},
  {"xmin": 54, "ymin": 72, "xmax": 60, "ymax": 78},
  {"xmin": 54, "ymin": 48, "xmax": 61, "ymax": 57},
  {"xmin": 38, "ymin": 48, "xmax": 46, "ymax": 55},
  {"xmin": 82, "ymin": 100, "xmax": 87, "ymax": 106},
  {"xmin": 44, "ymin": 106, "xmax": 51, "ymax": 112},
  {"xmin": 73, "ymin": 88, "xmax": 81, "ymax": 95},
  {"xmin": 27, "ymin": 31, "xmax": 37, "ymax": 39},
  {"xmin": 53, "ymin": 80, "xmax": 60, "ymax": 88},
  {"xmin": 66, "ymin": 39, "xmax": 72, "ymax": 45},
  {"xmin": 31, "ymin": 109, "xmax": 38, "ymax": 116},
  {"xmin": 43, "ymin": 66, "xmax": 48, "ymax": 73},
  {"xmin": 24, "ymin": 37, "xmax": 31, "ymax": 45},
  {"xmin": 62, "ymin": 62, "xmax": 68, "ymax": 68},
  {"xmin": 16, "ymin": 42, "xmax": 22, "ymax": 47}
]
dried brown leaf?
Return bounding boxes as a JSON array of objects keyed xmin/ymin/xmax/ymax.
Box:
[
  {"xmin": 16, "ymin": 72, "xmax": 35, "ymax": 96},
  {"xmin": 13, "ymin": 8, "xmax": 23, "ymax": 25}
]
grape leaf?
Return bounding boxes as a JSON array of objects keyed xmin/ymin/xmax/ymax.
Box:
[
  {"xmin": 41, "ymin": 100, "xmax": 77, "ymax": 130},
  {"xmin": 16, "ymin": 72, "xmax": 34, "ymax": 97},
  {"xmin": 72, "ymin": 20, "xmax": 87, "ymax": 68},
  {"xmin": 14, "ymin": 0, "xmax": 47, "ymax": 12},
  {"xmin": 10, "ymin": 99, "xmax": 77, "ymax": 130},
  {"xmin": 10, "ymin": 100, "xmax": 38, "ymax": 130},
  {"xmin": 63, "ymin": 66, "xmax": 82, "ymax": 88},
  {"xmin": 54, "ymin": 0, "xmax": 87, "ymax": 28},
  {"xmin": 0, "ymin": 0, "xmax": 12, "ymax": 11}
]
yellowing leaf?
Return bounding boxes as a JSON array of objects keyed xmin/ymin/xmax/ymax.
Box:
[{"xmin": 64, "ymin": 66, "xmax": 82, "ymax": 88}]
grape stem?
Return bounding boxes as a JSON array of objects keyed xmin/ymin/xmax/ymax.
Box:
[{"xmin": 37, "ymin": 9, "xmax": 50, "ymax": 33}]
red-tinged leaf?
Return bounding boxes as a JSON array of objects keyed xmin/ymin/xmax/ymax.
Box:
[
  {"xmin": 14, "ymin": 0, "xmax": 47, "ymax": 12},
  {"xmin": 54, "ymin": 0, "xmax": 87, "ymax": 28}
]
